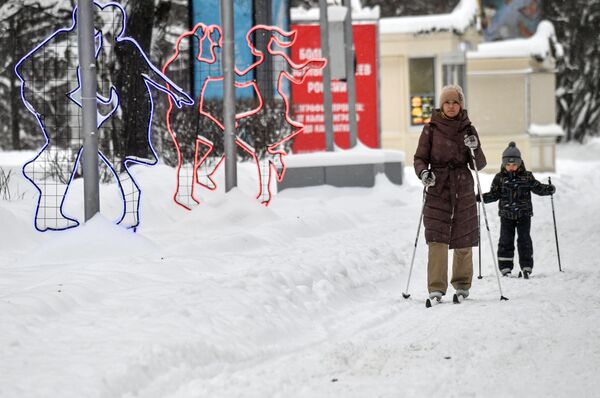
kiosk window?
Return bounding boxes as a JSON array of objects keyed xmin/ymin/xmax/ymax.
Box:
[{"xmin": 409, "ymin": 58, "xmax": 435, "ymax": 125}]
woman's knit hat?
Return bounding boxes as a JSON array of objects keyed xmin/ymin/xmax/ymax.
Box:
[
  {"xmin": 439, "ymin": 85, "xmax": 465, "ymax": 109},
  {"xmin": 502, "ymin": 141, "xmax": 522, "ymax": 166}
]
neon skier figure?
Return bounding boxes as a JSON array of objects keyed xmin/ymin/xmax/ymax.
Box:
[
  {"xmin": 15, "ymin": 1, "xmax": 192, "ymax": 231},
  {"xmin": 162, "ymin": 24, "xmax": 265, "ymax": 209},
  {"xmin": 164, "ymin": 24, "xmax": 325, "ymax": 207},
  {"xmin": 161, "ymin": 23, "xmax": 230, "ymax": 210},
  {"xmin": 233, "ymin": 25, "xmax": 326, "ymax": 205}
]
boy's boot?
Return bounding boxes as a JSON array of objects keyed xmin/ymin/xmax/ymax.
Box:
[{"xmin": 498, "ymin": 257, "xmax": 514, "ymax": 277}]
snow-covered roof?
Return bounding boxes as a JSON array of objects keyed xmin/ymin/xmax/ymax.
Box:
[
  {"xmin": 291, "ymin": 0, "xmax": 380, "ymax": 22},
  {"xmin": 468, "ymin": 20, "xmax": 564, "ymax": 61},
  {"xmin": 379, "ymin": 0, "xmax": 478, "ymax": 35}
]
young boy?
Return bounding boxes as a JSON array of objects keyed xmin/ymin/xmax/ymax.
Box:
[{"xmin": 480, "ymin": 142, "xmax": 555, "ymax": 278}]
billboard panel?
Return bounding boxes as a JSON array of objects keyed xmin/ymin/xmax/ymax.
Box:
[{"xmin": 290, "ymin": 23, "xmax": 379, "ymax": 152}]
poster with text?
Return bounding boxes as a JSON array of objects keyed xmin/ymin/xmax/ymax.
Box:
[{"xmin": 290, "ymin": 22, "xmax": 379, "ymax": 153}]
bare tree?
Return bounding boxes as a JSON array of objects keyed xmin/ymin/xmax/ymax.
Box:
[{"xmin": 0, "ymin": 1, "xmax": 71, "ymax": 150}]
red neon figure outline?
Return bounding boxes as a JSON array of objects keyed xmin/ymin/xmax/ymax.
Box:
[
  {"xmin": 163, "ymin": 24, "xmax": 326, "ymax": 208},
  {"xmin": 162, "ymin": 23, "xmax": 224, "ymax": 210},
  {"xmin": 163, "ymin": 23, "xmax": 263, "ymax": 209},
  {"xmin": 235, "ymin": 24, "xmax": 326, "ymax": 205}
]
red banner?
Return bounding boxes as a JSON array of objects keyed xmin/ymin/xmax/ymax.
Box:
[{"xmin": 290, "ymin": 23, "xmax": 379, "ymax": 152}]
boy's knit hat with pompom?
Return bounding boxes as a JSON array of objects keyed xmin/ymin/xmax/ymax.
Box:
[{"xmin": 502, "ymin": 141, "xmax": 522, "ymax": 166}]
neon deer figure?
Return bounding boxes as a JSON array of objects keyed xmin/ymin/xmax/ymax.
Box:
[
  {"xmin": 163, "ymin": 24, "xmax": 325, "ymax": 208},
  {"xmin": 15, "ymin": 1, "xmax": 192, "ymax": 231}
]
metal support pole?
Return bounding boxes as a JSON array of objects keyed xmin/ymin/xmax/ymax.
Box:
[
  {"xmin": 341, "ymin": 0, "xmax": 358, "ymax": 148},
  {"xmin": 78, "ymin": 0, "xmax": 100, "ymax": 221},
  {"xmin": 221, "ymin": 0, "xmax": 237, "ymax": 191},
  {"xmin": 318, "ymin": 0, "xmax": 334, "ymax": 151}
]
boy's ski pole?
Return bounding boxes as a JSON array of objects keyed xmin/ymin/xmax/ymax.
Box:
[
  {"xmin": 466, "ymin": 135, "xmax": 508, "ymax": 301},
  {"xmin": 477, "ymin": 200, "xmax": 482, "ymax": 279},
  {"xmin": 402, "ymin": 187, "xmax": 427, "ymax": 299},
  {"xmin": 548, "ymin": 177, "xmax": 563, "ymax": 272}
]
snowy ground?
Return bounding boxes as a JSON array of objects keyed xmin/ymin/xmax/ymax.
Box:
[{"xmin": 1, "ymin": 140, "xmax": 599, "ymax": 398}]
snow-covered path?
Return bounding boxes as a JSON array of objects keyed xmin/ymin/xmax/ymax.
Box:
[{"xmin": 1, "ymin": 142, "xmax": 599, "ymax": 397}]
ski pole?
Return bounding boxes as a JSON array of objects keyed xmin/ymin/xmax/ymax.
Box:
[
  {"xmin": 549, "ymin": 177, "xmax": 563, "ymax": 272},
  {"xmin": 466, "ymin": 137, "xmax": 508, "ymax": 301},
  {"xmin": 402, "ymin": 187, "xmax": 427, "ymax": 299},
  {"xmin": 477, "ymin": 200, "xmax": 482, "ymax": 279}
]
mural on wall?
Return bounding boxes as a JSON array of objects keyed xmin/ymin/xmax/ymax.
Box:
[
  {"xmin": 190, "ymin": 0, "xmax": 289, "ymax": 99},
  {"xmin": 481, "ymin": 0, "xmax": 542, "ymax": 41},
  {"xmin": 15, "ymin": 1, "xmax": 192, "ymax": 232}
]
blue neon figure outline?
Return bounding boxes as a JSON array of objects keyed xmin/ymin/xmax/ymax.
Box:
[{"xmin": 15, "ymin": 1, "xmax": 193, "ymax": 232}]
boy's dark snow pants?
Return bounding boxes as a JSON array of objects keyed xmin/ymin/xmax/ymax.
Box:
[{"xmin": 497, "ymin": 216, "xmax": 533, "ymax": 272}]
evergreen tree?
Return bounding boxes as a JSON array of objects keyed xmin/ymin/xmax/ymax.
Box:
[{"xmin": 543, "ymin": 0, "xmax": 600, "ymax": 142}]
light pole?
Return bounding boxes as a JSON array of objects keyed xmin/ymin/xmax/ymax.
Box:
[{"xmin": 77, "ymin": 0, "xmax": 100, "ymax": 221}]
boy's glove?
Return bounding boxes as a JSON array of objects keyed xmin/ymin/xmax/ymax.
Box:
[
  {"xmin": 420, "ymin": 170, "xmax": 436, "ymax": 187},
  {"xmin": 464, "ymin": 135, "xmax": 478, "ymax": 150},
  {"xmin": 547, "ymin": 184, "xmax": 556, "ymax": 195},
  {"xmin": 475, "ymin": 193, "xmax": 482, "ymax": 202}
]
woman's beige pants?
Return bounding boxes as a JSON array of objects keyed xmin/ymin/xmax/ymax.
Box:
[{"xmin": 427, "ymin": 242, "xmax": 473, "ymax": 294}]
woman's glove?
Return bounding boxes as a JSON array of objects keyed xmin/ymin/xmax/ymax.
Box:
[
  {"xmin": 420, "ymin": 170, "xmax": 436, "ymax": 187},
  {"xmin": 464, "ymin": 135, "xmax": 478, "ymax": 150},
  {"xmin": 547, "ymin": 184, "xmax": 556, "ymax": 195}
]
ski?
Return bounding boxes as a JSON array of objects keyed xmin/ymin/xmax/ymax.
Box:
[{"xmin": 425, "ymin": 297, "xmax": 443, "ymax": 308}]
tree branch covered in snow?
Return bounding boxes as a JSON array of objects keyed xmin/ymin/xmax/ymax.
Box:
[
  {"xmin": 0, "ymin": 0, "xmax": 73, "ymax": 150},
  {"xmin": 543, "ymin": 0, "xmax": 600, "ymax": 143}
]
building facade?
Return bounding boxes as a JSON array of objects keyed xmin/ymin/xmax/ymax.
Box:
[{"xmin": 379, "ymin": 0, "xmax": 563, "ymax": 172}]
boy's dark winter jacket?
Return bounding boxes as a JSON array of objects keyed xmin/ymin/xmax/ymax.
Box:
[{"xmin": 482, "ymin": 163, "xmax": 554, "ymax": 219}]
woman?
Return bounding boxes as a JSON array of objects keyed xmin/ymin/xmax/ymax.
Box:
[{"xmin": 413, "ymin": 85, "xmax": 487, "ymax": 302}]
